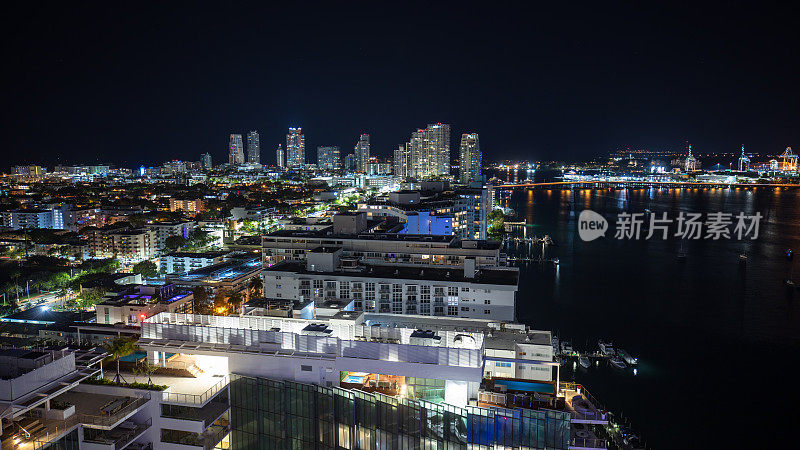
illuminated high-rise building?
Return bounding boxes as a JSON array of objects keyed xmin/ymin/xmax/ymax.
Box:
[
  {"xmin": 247, "ymin": 130, "xmax": 261, "ymax": 164},
  {"xmin": 459, "ymin": 133, "xmax": 482, "ymax": 184},
  {"xmin": 394, "ymin": 144, "xmax": 411, "ymax": 179},
  {"xmin": 201, "ymin": 152, "xmax": 213, "ymax": 170},
  {"xmin": 286, "ymin": 127, "xmax": 305, "ymax": 169},
  {"xmin": 276, "ymin": 144, "xmax": 285, "ymax": 169},
  {"xmin": 228, "ymin": 134, "xmax": 245, "ymax": 165},
  {"xmin": 344, "ymin": 153, "xmax": 356, "ymax": 172},
  {"xmin": 317, "ymin": 146, "xmax": 341, "ymax": 170},
  {"xmin": 354, "ymin": 134, "xmax": 370, "ymax": 173},
  {"xmin": 407, "ymin": 123, "xmax": 450, "ymax": 178}
]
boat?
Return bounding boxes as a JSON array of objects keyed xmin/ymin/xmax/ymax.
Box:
[
  {"xmin": 739, "ymin": 253, "xmax": 747, "ymax": 266},
  {"xmin": 579, "ymin": 356, "xmax": 591, "ymax": 369},
  {"xmin": 560, "ymin": 340, "xmax": 573, "ymax": 355},
  {"xmin": 552, "ymin": 257, "xmax": 560, "ymax": 265},
  {"xmin": 617, "ymin": 348, "xmax": 638, "ymax": 365},
  {"xmin": 598, "ymin": 340, "xmax": 615, "ymax": 356},
  {"xmin": 610, "ymin": 356, "xmax": 627, "ymax": 369}
]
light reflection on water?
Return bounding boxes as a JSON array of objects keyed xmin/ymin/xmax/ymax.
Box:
[{"xmin": 499, "ymin": 186, "xmax": 800, "ymax": 449}]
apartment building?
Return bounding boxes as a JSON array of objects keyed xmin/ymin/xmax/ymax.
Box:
[
  {"xmin": 262, "ymin": 215, "xmax": 504, "ymax": 269},
  {"xmin": 145, "ymin": 221, "xmax": 195, "ymax": 252},
  {"xmin": 159, "ymin": 251, "xmax": 229, "ymax": 274},
  {"xmin": 132, "ymin": 308, "xmax": 593, "ymax": 449},
  {"xmin": 263, "ymin": 247, "xmax": 518, "ymax": 321},
  {"xmin": 0, "ymin": 346, "xmax": 230, "ymax": 450},
  {"xmin": 169, "ymin": 199, "xmax": 205, "ymax": 214},
  {"xmin": 96, "ymin": 284, "xmax": 194, "ymax": 325},
  {"xmin": 88, "ymin": 227, "xmax": 156, "ymax": 262}
]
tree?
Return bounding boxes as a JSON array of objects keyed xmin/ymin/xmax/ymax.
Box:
[
  {"xmin": 132, "ymin": 260, "xmax": 159, "ymax": 278},
  {"xmin": 74, "ymin": 288, "xmax": 105, "ymax": 310},
  {"xmin": 192, "ymin": 287, "xmax": 211, "ymax": 314},
  {"xmin": 164, "ymin": 235, "xmax": 187, "ymax": 251},
  {"xmin": 248, "ymin": 277, "xmax": 263, "ymax": 299},
  {"xmin": 227, "ymin": 292, "xmax": 244, "ymax": 313},
  {"xmin": 105, "ymin": 337, "xmax": 136, "ymax": 383},
  {"xmin": 487, "ymin": 209, "xmax": 506, "ymax": 240},
  {"xmin": 133, "ymin": 361, "xmax": 158, "ymax": 385}
]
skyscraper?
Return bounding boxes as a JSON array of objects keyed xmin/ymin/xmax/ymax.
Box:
[
  {"xmin": 286, "ymin": 127, "xmax": 305, "ymax": 169},
  {"xmin": 228, "ymin": 134, "xmax": 244, "ymax": 165},
  {"xmin": 354, "ymin": 134, "xmax": 370, "ymax": 173},
  {"xmin": 407, "ymin": 123, "xmax": 450, "ymax": 178},
  {"xmin": 276, "ymin": 144, "xmax": 285, "ymax": 169},
  {"xmin": 459, "ymin": 133, "xmax": 482, "ymax": 184},
  {"xmin": 394, "ymin": 144, "xmax": 410, "ymax": 179},
  {"xmin": 201, "ymin": 152, "xmax": 213, "ymax": 170},
  {"xmin": 317, "ymin": 146, "xmax": 341, "ymax": 170},
  {"xmin": 344, "ymin": 153, "xmax": 356, "ymax": 172},
  {"xmin": 247, "ymin": 130, "xmax": 261, "ymax": 164}
]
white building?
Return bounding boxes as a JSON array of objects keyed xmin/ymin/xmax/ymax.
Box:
[
  {"xmin": 263, "ymin": 248, "xmax": 518, "ymax": 321},
  {"xmin": 145, "ymin": 221, "xmax": 195, "ymax": 252},
  {"xmin": 96, "ymin": 284, "xmax": 194, "ymax": 325},
  {"xmin": 159, "ymin": 251, "xmax": 230, "ymax": 274},
  {"xmin": 262, "ymin": 225, "xmax": 504, "ymax": 269}
]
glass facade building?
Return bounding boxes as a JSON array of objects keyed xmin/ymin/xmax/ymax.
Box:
[{"xmin": 229, "ymin": 374, "xmax": 570, "ymax": 450}]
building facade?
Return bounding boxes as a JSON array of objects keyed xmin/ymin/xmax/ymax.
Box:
[
  {"xmin": 286, "ymin": 127, "xmax": 305, "ymax": 169},
  {"xmin": 201, "ymin": 152, "xmax": 213, "ymax": 170},
  {"xmin": 459, "ymin": 133, "xmax": 482, "ymax": 184},
  {"xmin": 88, "ymin": 227, "xmax": 157, "ymax": 262},
  {"xmin": 169, "ymin": 199, "xmax": 205, "ymax": 214},
  {"xmin": 159, "ymin": 251, "xmax": 229, "ymax": 274},
  {"xmin": 354, "ymin": 134, "xmax": 370, "ymax": 173},
  {"xmin": 263, "ymin": 252, "xmax": 517, "ymax": 321},
  {"xmin": 145, "ymin": 221, "xmax": 195, "ymax": 252},
  {"xmin": 228, "ymin": 134, "xmax": 245, "ymax": 165},
  {"xmin": 276, "ymin": 144, "xmax": 285, "ymax": 169},
  {"xmin": 407, "ymin": 123, "xmax": 450, "ymax": 179},
  {"xmin": 246, "ymin": 130, "xmax": 261, "ymax": 164},
  {"xmin": 317, "ymin": 146, "xmax": 341, "ymax": 170}
]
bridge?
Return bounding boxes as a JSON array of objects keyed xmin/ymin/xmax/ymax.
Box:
[{"xmin": 495, "ymin": 180, "xmax": 800, "ymax": 189}]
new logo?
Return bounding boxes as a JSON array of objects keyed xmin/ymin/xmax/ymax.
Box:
[{"xmin": 578, "ymin": 209, "xmax": 608, "ymax": 241}]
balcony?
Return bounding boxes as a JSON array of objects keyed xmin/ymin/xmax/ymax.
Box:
[
  {"xmin": 161, "ymin": 420, "xmax": 229, "ymax": 450},
  {"xmin": 561, "ymin": 383, "xmax": 609, "ymax": 424},
  {"xmin": 156, "ymin": 375, "xmax": 229, "ymax": 406},
  {"xmin": 17, "ymin": 393, "xmax": 149, "ymax": 450},
  {"xmin": 82, "ymin": 418, "xmax": 152, "ymax": 450}
]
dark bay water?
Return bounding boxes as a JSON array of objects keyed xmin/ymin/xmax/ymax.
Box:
[{"xmin": 500, "ymin": 186, "xmax": 800, "ymax": 449}]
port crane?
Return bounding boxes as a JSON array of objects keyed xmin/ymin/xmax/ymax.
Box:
[{"xmin": 780, "ymin": 147, "xmax": 798, "ymax": 173}]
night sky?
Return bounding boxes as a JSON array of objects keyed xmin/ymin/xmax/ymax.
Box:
[{"xmin": 3, "ymin": 2, "xmax": 798, "ymax": 168}]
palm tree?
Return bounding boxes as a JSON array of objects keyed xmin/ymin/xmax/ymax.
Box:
[
  {"xmin": 134, "ymin": 361, "xmax": 158, "ymax": 385},
  {"xmin": 105, "ymin": 337, "xmax": 136, "ymax": 384},
  {"xmin": 248, "ymin": 277, "xmax": 263, "ymax": 299}
]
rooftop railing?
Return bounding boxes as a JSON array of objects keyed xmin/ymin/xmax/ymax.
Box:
[
  {"xmin": 569, "ymin": 437, "xmax": 608, "ymax": 448},
  {"xmin": 161, "ymin": 376, "xmax": 229, "ymax": 406}
]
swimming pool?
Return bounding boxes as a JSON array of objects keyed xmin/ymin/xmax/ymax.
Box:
[
  {"xmin": 493, "ymin": 380, "xmax": 554, "ymax": 394},
  {"xmin": 343, "ymin": 375, "xmax": 366, "ymax": 384},
  {"xmin": 118, "ymin": 351, "xmax": 175, "ymax": 362}
]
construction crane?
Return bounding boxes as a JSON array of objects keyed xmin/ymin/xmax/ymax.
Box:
[{"xmin": 780, "ymin": 147, "xmax": 798, "ymax": 173}]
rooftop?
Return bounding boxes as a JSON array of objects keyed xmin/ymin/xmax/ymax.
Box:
[
  {"xmin": 163, "ymin": 250, "xmax": 229, "ymax": 258},
  {"xmin": 265, "ymin": 260, "xmax": 519, "ymax": 286},
  {"xmin": 264, "ymin": 230, "xmax": 500, "ymax": 249},
  {"xmin": 167, "ymin": 256, "xmax": 261, "ymax": 283}
]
